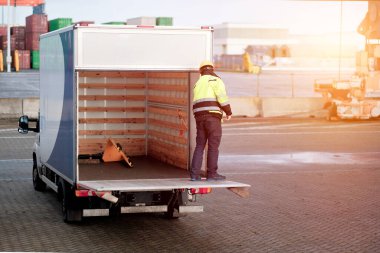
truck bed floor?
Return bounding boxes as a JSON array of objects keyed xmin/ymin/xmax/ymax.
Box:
[{"xmin": 79, "ymin": 156, "xmax": 189, "ymax": 181}]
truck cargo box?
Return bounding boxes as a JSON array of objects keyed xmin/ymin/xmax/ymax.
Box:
[{"xmin": 20, "ymin": 24, "xmax": 249, "ymax": 221}]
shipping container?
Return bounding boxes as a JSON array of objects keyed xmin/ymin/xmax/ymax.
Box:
[
  {"xmin": 11, "ymin": 26, "xmax": 26, "ymax": 40},
  {"xmin": 156, "ymin": 17, "xmax": 173, "ymax": 26},
  {"xmin": 31, "ymin": 50, "xmax": 39, "ymax": 69},
  {"xmin": 12, "ymin": 50, "xmax": 31, "ymax": 70},
  {"xmin": 15, "ymin": 40, "xmax": 25, "ymax": 50},
  {"xmin": 102, "ymin": 21, "xmax": 126, "ymax": 25},
  {"xmin": 26, "ymin": 14, "xmax": 48, "ymax": 33},
  {"xmin": 49, "ymin": 18, "xmax": 72, "ymax": 31},
  {"xmin": 127, "ymin": 17, "xmax": 156, "ymax": 26},
  {"xmin": 33, "ymin": 3, "xmax": 46, "ymax": 14},
  {"xmin": 0, "ymin": 35, "xmax": 16, "ymax": 50},
  {"xmin": 26, "ymin": 32, "xmax": 43, "ymax": 50},
  {"xmin": 74, "ymin": 21, "xmax": 95, "ymax": 26},
  {"xmin": 0, "ymin": 25, "xmax": 7, "ymax": 37}
]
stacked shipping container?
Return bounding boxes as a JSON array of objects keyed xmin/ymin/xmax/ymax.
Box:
[
  {"xmin": 12, "ymin": 50, "xmax": 31, "ymax": 70},
  {"xmin": 26, "ymin": 14, "xmax": 48, "ymax": 69},
  {"xmin": 11, "ymin": 26, "xmax": 26, "ymax": 50},
  {"xmin": 49, "ymin": 18, "xmax": 72, "ymax": 31}
]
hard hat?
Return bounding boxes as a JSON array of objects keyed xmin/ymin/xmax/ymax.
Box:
[{"xmin": 199, "ymin": 60, "xmax": 214, "ymax": 69}]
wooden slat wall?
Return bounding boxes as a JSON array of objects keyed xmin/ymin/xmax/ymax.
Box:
[
  {"xmin": 78, "ymin": 71, "xmax": 191, "ymax": 171},
  {"xmin": 78, "ymin": 71, "xmax": 146, "ymax": 156},
  {"xmin": 147, "ymin": 72, "xmax": 190, "ymax": 170}
]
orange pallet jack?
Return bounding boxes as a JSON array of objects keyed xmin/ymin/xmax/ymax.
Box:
[{"xmin": 102, "ymin": 138, "xmax": 133, "ymax": 168}]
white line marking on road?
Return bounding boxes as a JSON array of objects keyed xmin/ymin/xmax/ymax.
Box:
[
  {"xmin": 0, "ymin": 178, "xmax": 32, "ymax": 181},
  {"xmin": 0, "ymin": 159, "xmax": 32, "ymax": 163},
  {"xmin": 0, "ymin": 136, "xmax": 35, "ymax": 139},
  {"xmin": 222, "ymin": 168, "xmax": 377, "ymax": 175},
  {"xmin": 0, "ymin": 128, "xmax": 16, "ymax": 132},
  {"xmin": 224, "ymin": 130, "xmax": 380, "ymax": 135}
]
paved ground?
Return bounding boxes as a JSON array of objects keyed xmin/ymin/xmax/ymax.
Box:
[{"xmin": 0, "ymin": 118, "xmax": 379, "ymax": 252}]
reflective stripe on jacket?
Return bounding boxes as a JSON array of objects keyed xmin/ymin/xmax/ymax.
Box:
[{"xmin": 193, "ymin": 75, "xmax": 232, "ymax": 118}]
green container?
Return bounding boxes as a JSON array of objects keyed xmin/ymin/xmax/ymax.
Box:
[
  {"xmin": 156, "ymin": 17, "xmax": 173, "ymax": 26},
  {"xmin": 102, "ymin": 21, "xmax": 126, "ymax": 25},
  {"xmin": 49, "ymin": 18, "xmax": 73, "ymax": 31},
  {"xmin": 31, "ymin": 50, "xmax": 39, "ymax": 69}
]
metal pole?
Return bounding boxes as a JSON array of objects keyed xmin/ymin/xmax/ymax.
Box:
[
  {"xmin": 256, "ymin": 73, "xmax": 260, "ymax": 97},
  {"xmin": 7, "ymin": 0, "xmax": 11, "ymax": 72},
  {"xmin": 13, "ymin": 1, "xmax": 16, "ymax": 26},
  {"xmin": 338, "ymin": 0, "xmax": 343, "ymax": 81},
  {"xmin": 291, "ymin": 73, "xmax": 294, "ymax": 97}
]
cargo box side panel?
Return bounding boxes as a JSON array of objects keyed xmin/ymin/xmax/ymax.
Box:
[
  {"xmin": 147, "ymin": 72, "xmax": 190, "ymax": 170},
  {"xmin": 75, "ymin": 27, "xmax": 212, "ymax": 71},
  {"xmin": 40, "ymin": 30, "xmax": 76, "ymax": 182},
  {"xmin": 78, "ymin": 71, "xmax": 147, "ymax": 157}
]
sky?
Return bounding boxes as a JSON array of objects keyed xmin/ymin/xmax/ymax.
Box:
[{"xmin": 0, "ymin": 0, "xmax": 368, "ymax": 35}]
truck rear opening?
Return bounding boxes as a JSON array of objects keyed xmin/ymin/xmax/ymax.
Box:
[
  {"xmin": 77, "ymin": 71, "xmax": 191, "ymax": 182},
  {"xmin": 77, "ymin": 70, "xmax": 249, "ymax": 193}
]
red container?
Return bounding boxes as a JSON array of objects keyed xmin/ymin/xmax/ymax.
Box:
[
  {"xmin": 0, "ymin": 35, "xmax": 16, "ymax": 50},
  {"xmin": 19, "ymin": 50, "xmax": 31, "ymax": 69},
  {"xmin": 12, "ymin": 50, "xmax": 31, "ymax": 70},
  {"xmin": 74, "ymin": 21, "xmax": 94, "ymax": 26},
  {"xmin": 0, "ymin": 25, "xmax": 7, "ymax": 37},
  {"xmin": 11, "ymin": 26, "xmax": 26, "ymax": 40},
  {"xmin": 25, "ymin": 32, "xmax": 43, "ymax": 50},
  {"xmin": 15, "ymin": 40, "xmax": 25, "ymax": 50},
  {"xmin": 26, "ymin": 14, "xmax": 48, "ymax": 33}
]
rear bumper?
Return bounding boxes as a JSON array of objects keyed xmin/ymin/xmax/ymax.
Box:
[{"xmin": 82, "ymin": 205, "xmax": 204, "ymax": 217}]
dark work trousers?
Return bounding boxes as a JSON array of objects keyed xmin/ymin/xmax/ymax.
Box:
[{"xmin": 190, "ymin": 116, "xmax": 222, "ymax": 178}]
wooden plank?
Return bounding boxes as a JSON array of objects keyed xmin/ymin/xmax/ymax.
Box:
[
  {"xmin": 148, "ymin": 139, "xmax": 187, "ymax": 158},
  {"xmin": 79, "ymin": 147, "xmax": 145, "ymax": 156},
  {"xmin": 79, "ymin": 138, "xmax": 146, "ymax": 155},
  {"xmin": 148, "ymin": 106, "xmax": 188, "ymax": 117},
  {"xmin": 148, "ymin": 72, "xmax": 188, "ymax": 79},
  {"xmin": 148, "ymin": 95, "xmax": 187, "ymax": 106},
  {"xmin": 79, "ymin": 107, "xmax": 145, "ymax": 113},
  {"xmin": 79, "ymin": 118, "xmax": 146, "ymax": 124},
  {"xmin": 79, "ymin": 83, "xmax": 145, "ymax": 89},
  {"xmin": 148, "ymin": 129, "xmax": 187, "ymax": 145},
  {"xmin": 148, "ymin": 84, "xmax": 187, "ymax": 92},
  {"xmin": 79, "ymin": 95, "xmax": 145, "ymax": 101},
  {"xmin": 79, "ymin": 129, "xmax": 146, "ymax": 136},
  {"xmin": 148, "ymin": 145, "xmax": 187, "ymax": 169},
  {"xmin": 148, "ymin": 118, "xmax": 182, "ymax": 130},
  {"xmin": 79, "ymin": 71, "xmax": 145, "ymax": 78},
  {"xmin": 80, "ymin": 138, "xmax": 145, "ymax": 145},
  {"xmin": 149, "ymin": 151, "xmax": 187, "ymax": 170}
]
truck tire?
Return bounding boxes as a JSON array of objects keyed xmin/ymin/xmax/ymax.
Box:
[
  {"xmin": 164, "ymin": 190, "xmax": 186, "ymax": 219},
  {"xmin": 58, "ymin": 178, "xmax": 82, "ymax": 223},
  {"xmin": 327, "ymin": 103, "xmax": 338, "ymax": 121},
  {"xmin": 32, "ymin": 157, "xmax": 46, "ymax": 191}
]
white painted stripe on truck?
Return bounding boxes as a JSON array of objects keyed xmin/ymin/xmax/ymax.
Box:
[
  {"xmin": 121, "ymin": 205, "xmax": 168, "ymax": 214},
  {"xmin": 83, "ymin": 209, "xmax": 110, "ymax": 217}
]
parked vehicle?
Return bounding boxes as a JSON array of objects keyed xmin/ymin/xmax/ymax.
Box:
[{"xmin": 18, "ymin": 24, "xmax": 249, "ymax": 222}]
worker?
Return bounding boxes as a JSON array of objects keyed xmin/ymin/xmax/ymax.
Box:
[{"xmin": 190, "ymin": 60, "xmax": 232, "ymax": 181}]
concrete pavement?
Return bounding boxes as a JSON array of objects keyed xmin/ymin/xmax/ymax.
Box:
[{"xmin": 0, "ymin": 118, "xmax": 379, "ymax": 252}]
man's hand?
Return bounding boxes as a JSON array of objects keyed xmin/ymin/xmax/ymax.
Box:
[{"xmin": 226, "ymin": 115, "xmax": 232, "ymax": 121}]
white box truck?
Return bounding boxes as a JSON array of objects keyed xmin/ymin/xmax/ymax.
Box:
[{"xmin": 18, "ymin": 24, "xmax": 250, "ymax": 222}]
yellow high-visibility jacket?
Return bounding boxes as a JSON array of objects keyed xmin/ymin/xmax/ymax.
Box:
[{"xmin": 193, "ymin": 74, "xmax": 232, "ymax": 119}]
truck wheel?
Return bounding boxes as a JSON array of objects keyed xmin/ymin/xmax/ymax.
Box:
[
  {"xmin": 164, "ymin": 190, "xmax": 182, "ymax": 219},
  {"xmin": 32, "ymin": 158, "xmax": 46, "ymax": 191},
  {"xmin": 58, "ymin": 178, "xmax": 82, "ymax": 223},
  {"xmin": 327, "ymin": 103, "xmax": 338, "ymax": 121}
]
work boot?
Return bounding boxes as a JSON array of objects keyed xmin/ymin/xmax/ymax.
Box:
[
  {"xmin": 190, "ymin": 175, "xmax": 202, "ymax": 181},
  {"xmin": 207, "ymin": 173, "xmax": 226, "ymax": 181}
]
